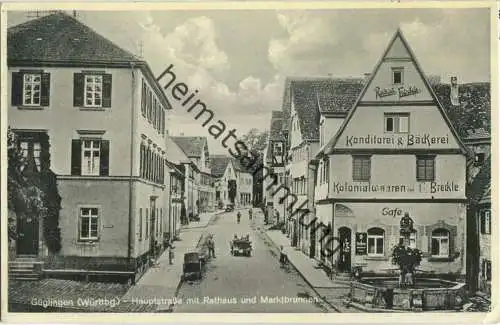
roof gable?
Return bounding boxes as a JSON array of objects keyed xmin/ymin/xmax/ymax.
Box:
[
  {"xmin": 8, "ymin": 12, "xmax": 139, "ymax": 65},
  {"xmin": 209, "ymin": 155, "xmax": 231, "ymax": 178},
  {"xmin": 171, "ymin": 136, "xmax": 207, "ymax": 158},
  {"xmin": 324, "ymin": 28, "xmax": 469, "ymax": 155},
  {"xmin": 165, "ymin": 136, "xmax": 191, "ymax": 165}
]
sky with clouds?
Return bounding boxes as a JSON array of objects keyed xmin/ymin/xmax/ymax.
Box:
[{"xmin": 8, "ymin": 8, "xmax": 491, "ymax": 154}]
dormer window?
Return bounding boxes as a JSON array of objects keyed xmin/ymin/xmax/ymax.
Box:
[
  {"xmin": 392, "ymin": 67, "xmax": 404, "ymax": 85},
  {"xmin": 474, "ymin": 153, "xmax": 485, "ymax": 166}
]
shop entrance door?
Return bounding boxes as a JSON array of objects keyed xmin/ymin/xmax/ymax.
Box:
[{"xmin": 338, "ymin": 227, "xmax": 352, "ymax": 272}]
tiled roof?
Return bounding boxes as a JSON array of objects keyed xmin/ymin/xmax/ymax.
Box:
[
  {"xmin": 432, "ymin": 83, "xmax": 490, "ymax": 138},
  {"xmin": 464, "ymin": 128, "xmax": 491, "ymax": 141},
  {"xmin": 165, "ymin": 135, "xmax": 191, "ymax": 165},
  {"xmin": 209, "ymin": 155, "xmax": 231, "ymax": 178},
  {"xmin": 171, "ymin": 136, "xmax": 207, "ymax": 158},
  {"xmin": 284, "ymin": 78, "xmax": 364, "ymax": 141},
  {"xmin": 467, "ymin": 155, "xmax": 491, "ymax": 205},
  {"xmin": 8, "ymin": 12, "xmax": 139, "ymax": 64}
]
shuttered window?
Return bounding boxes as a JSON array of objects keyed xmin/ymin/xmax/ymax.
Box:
[
  {"xmin": 11, "ymin": 71, "xmax": 50, "ymax": 107},
  {"xmin": 71, "ymin": 139, "xmax": 109, "ymax": 176},
  {"xmin": 74, "ymin": 73, "xmax": 111, "ymax": 108}
]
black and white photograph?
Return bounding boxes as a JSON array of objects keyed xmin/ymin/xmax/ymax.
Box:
[{"xmin": 2, "ymin": 1, "xmax": 496, "ymax": 321}]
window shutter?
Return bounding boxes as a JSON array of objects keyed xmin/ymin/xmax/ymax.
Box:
[
  {"xmin": 100, "ymin": 140, "xmax": 110, "ymax": 176},
  {"xmin": 480, "ymin": 213, "xmax": 486, "ymax": 234},
  {"xmin": 73, "ymin": 73, "xmax": 84, "ymax": 106},
  {"xmin": 102, "ymin": 74, "xmax": 112, "ymax": 108},
  {"xmin": 41, "ymin": 72, "xmax": 51, "ymax": 106},
  {"xmin": 71, "ymin": 140, "xmax": 82, "ymax": 175},
  {"xmin": 11, "ymin": 72, "xmax": 23, "ymax": 106},
  {"xmin": 448, "ymin": 230, "xmax": 455, "ymax": 258}
]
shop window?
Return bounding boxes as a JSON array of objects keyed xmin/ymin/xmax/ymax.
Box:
[
  {"xmin": 480, "ymin": 210, "xmax": 491, "ymax": 235},
  {"xmin": 399, "ymin": 230, "xmax": 417, "ymax": 249},
  {"xmin": 367, "ymin": 227, "xmax": 384, "ymax": 256},
  {"xmin": 416, "ymin": 155, "xmax": 435, "ymax": 181},
  {"xmin": 431, "ymin": 228, "xmax": 449, "ymax": 257},
  {"xmin": 352, "ymin": 155, "xmax": 371, "ymax": 182}
]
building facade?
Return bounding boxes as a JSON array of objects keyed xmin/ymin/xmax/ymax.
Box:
[
  {"xmin": 8, "ymin": 13, "xmax": 172, "ymax": 282},
  {"xmin": 171, "ymin": 136, "xmax": 216, "ymax": 216},
  {"xmin": 314, "ymin": 29, "xmax": 468, "ymax": 277},
  {"xmin": 263, "ymin": 111, "xmax": 287, "ymax": 225},
  {"xmin": 464, "ymin": 129, "xmax": 491, "ymax": 293}
]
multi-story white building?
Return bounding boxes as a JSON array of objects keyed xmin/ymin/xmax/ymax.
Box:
[
  {"xmin": 314, "ymin": 29, "xmax": 468, "ymax": 278},
  {"xmin": 8, "ymin": 12, "xmax": 172, "ymax": 283}
]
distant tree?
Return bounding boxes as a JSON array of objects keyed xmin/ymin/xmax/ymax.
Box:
[
  {"xmin": 240, "ymin": 128, "xmax": 269, "ymax": 154},
  {"xmin": 238, "ymin": 128, "xmax": 269, "ymax": 206}
]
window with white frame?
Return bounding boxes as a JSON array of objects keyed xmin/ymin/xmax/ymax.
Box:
[
  {"xmin": 399, "ymin": 230, "xmax": 417, "ymax": 249},
  {"xmin": 23, "ymin": 74, "xmax": 41, "ymax": 106},
  {"xmin": 79, "ymin": 207, "xmax": 99, "ymax": 241},
  {"xmin": 84, "ymin": 75, "xmax": 103, "ymax": 108},
  {"xmin": 431, "ymin": 228, "xmax": 449, "ymax": 257},
  {"xmin": 384, "ymin": 113, "xmax": 409, "ymax": 133},
  {"xmin": 367, "ymin": 227, "xmax": 385, "ymax": 256},
  {"xmin": 82, "ymin": 140, "xmax": 101, "ymax": 176}
]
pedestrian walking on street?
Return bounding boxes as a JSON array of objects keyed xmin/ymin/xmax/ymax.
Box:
[
  {"xmin": 208, "ymin": 236, "xmax": 216, "ymax": 259},
  {"xmin": 168, "ymin": 244, "xmax": 174, "ymax": 265}
]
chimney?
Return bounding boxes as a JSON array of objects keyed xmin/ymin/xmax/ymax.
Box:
[
  {"xmin": 363, "ymin": 73, "xmax": 371, "ymax": 82},
  {"xmin": 450, "ymin": 76, "xmax": 459, "ymax": 106}
]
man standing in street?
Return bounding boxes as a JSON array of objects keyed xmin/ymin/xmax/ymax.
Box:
[
  {"xmin": 208, "ymin": 235, "xmax": 216, "ymax": 259},
  {"xmin": 168, "ymin": 243, "xmax": 175, "ymax": 265}
]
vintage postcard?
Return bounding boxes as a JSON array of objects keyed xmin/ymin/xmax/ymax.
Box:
[{"xmin": 1, "ymin": 1, "xmax": 497, "ymax": 323}]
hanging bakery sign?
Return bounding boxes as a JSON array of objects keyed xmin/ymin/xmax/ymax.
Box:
[{"xmin": 374, "ymin": 85, "xmax": 421, "ymax": 100}]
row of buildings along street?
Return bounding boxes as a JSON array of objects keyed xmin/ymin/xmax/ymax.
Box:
[
  {"xmin": 262, "ymin": 29, "xmax": 491, "ymax": 310},
  {"xmin": 6, "ymin": 9, "xmax": 492, "ymax": 314},
  {"xmin": 7, "ymin": 12, "xmax": 254, "ymax": 289}
]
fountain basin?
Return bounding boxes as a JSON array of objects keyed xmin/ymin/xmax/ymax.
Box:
[{"xmin": 348, "ymin": 277, "xmax": 466, "ymax": 311}]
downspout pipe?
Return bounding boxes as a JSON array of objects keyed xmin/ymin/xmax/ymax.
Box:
[{"xmin": 128, "ymin": 63, "xmax": 136, "ymax": 262}]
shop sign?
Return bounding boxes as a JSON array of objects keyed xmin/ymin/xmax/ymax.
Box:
[
  {"xmin": 355, "ymin": 232, "xmax": 367, "ymax": 255},
  {"xmin": 374, "ymin": 85, "xmax": 421, "ymax": 100},
  {"xmin": 381, "ymin": 207, "xmax": 404, "ymax": 217},
  {"xmin": 332, "ymin": 181, "xmax": 460, "ymax": 194},
  {"xmin": 345, "ymin": 133, "xmax": 450, "ymax": 148}
]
